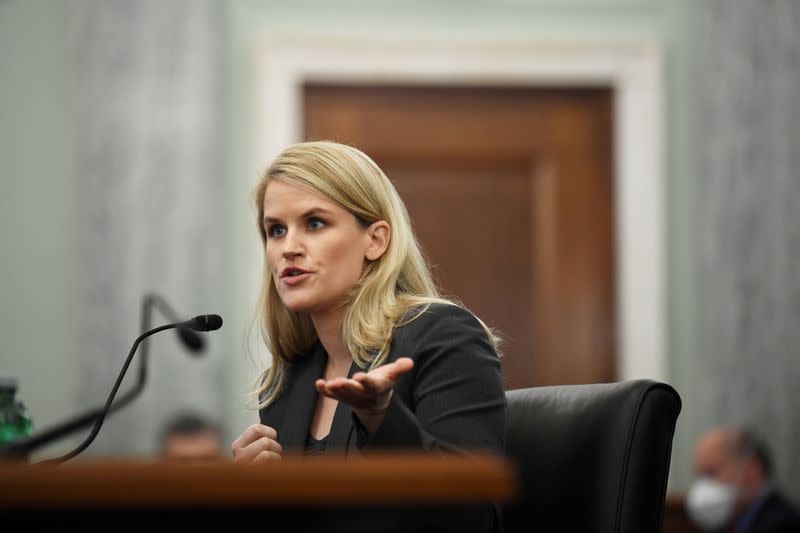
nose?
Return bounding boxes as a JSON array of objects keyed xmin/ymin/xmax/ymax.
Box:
[{"xmin": 281, "ymin": 228, "xmax": 304, "ymax": 260}]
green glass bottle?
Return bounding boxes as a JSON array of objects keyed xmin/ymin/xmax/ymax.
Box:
[{"xmin": 0, "ymin": 376, "xmax": 33, "ymax": 445}]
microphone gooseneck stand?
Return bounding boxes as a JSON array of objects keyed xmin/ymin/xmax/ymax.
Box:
[
  {"xmin": 35, "ymin": 322, "xmax": 187, "ymax": 466},
  {"xmin": 35, "ymin": 313, "xmax": 221, "ymax": 466},
  {"xmin": 0, "ymin": 293, "xmax": 217, "ymax": 463}
]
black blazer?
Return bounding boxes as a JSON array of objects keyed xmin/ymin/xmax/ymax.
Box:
[
  {"xmin": 742, "ymin": 489, "xmax": 800, "ymax": 533},
  {"xmin": 258, "ymin": 303, "xmax": 506, "ymax": 532},
  {"xmin": 259, "ymin": 302, "xmax": 506, "ymax": 455}
]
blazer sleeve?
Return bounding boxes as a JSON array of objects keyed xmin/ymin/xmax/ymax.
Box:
[{"xmin": 356, "ymin": 304, "xmax": 506, "ymax": 455}]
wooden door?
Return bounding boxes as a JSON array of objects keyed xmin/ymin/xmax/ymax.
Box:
[{"xmin": 304, "ymin": 85, "xmax": 615, "ymax": 390}]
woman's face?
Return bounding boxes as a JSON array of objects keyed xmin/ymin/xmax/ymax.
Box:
[{"xmin": 262, "ymin": 179, "xmax": 387, "ymax": 319}]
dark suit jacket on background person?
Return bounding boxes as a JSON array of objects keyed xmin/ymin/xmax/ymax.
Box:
[
  {"xmin": 727, "ymin": 488, "xmax": 800, "ymax": 533},
  {"xmin": 259, "ymin": 303, "xmax": 507, "ymax": 533}
]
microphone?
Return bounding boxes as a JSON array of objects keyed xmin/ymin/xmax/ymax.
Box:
[
  {"xmin": 34, "ymin": 314, "xmax": 223, "ymax": 466},
  {"xmin": 184, "ymin": 314, "xmax": 224, "ymax": 332},
  {"xmin": 0, "ymin": 294, "xmax": 218, "ymax": 462}
]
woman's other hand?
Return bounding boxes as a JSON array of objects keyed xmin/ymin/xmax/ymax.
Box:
[
  {"xmin": 231, "ymin": 424, "xmax": 283, "ymax": 463},
  {"xmin": 315, "ymin": 357, "xmax": 414, "ymax": 434}
]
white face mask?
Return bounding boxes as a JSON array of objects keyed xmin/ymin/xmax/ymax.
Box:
[{"xmin": 686, "ymin": 477, "xmax": 739, "ymax": 531}]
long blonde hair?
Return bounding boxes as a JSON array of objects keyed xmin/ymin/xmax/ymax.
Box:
[{"xmin": 251, "ymin": 141, "xmax": 498, "ymax": 408}]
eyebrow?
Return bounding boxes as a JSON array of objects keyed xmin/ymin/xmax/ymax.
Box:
[{"xmin": 263, "ymin": 207, "xmax": 335, "ymax": 226}]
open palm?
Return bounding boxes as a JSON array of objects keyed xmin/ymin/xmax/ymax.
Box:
[{"xmin": 315, "ymin": 357, "xmax": 414, "ymax": 431}]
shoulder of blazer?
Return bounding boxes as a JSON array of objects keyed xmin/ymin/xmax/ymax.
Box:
[
  {"xmin": 392, "ymin": 302, "xmax": 487, "ymax": 347},
  {"xmin": 755, "ymin": 490, "xmax": 800, "ymax": 528}
]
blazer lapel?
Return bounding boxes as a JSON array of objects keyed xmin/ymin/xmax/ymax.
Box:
[
  {"xmin": 278, "ymin": 342, "xmax": 326, "ymax": 452},
  {"xmin": 327, "ymin": 362, "xmax": 358, "ymax": 452}
]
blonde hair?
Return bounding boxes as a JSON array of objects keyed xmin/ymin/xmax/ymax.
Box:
[{"xmin": 251, "ymin": 140, "xmax": 498, "ymax": 408}]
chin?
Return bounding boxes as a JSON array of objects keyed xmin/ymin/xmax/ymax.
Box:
[
  {"xmin": 279, "ymin": 297, "xmax": 313, "ymax": 313},
  {"xmin": 279, "ymin": 296, "xmax": 343, "ymax": 318}
]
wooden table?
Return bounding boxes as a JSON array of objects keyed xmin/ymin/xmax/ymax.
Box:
[{"xmin": 0, "ymin": 453, "xmax": 517, "ymax": 531}]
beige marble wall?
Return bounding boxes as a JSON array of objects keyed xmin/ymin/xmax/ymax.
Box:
[
  {"xmin": 692, "ymin": 0, "xmax": 800, "ymax": 500},
  {"xmin": 72, "ymin": 0, "xmax": 226, "ymax": 457}
]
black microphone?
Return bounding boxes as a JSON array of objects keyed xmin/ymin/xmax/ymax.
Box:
[
  {"xmin": 0, "ymin": 294, "xmax": 217, "ymax": 461},
  {"xmin": 97, "ymin": 294, "xmax": 208, "ymax": 428},
  {"xmin": 184, "ymin": 314, "xmax": 223, "ymax": 332},
  {"xmin": 34, "ymin": 314, "xmax": 223, "ymax": 466}
]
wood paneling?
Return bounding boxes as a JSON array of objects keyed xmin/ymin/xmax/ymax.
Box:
[{"xmin": 305, "ymin": 85, "xmax": 615, "ymax": 389}]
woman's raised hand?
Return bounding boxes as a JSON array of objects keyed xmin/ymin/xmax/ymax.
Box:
[
  {"xmin": 315, "ymin": 357, "xmax": 414, "ymax": 434},
  {"xmin": 231, "ymin": 424, "xmax": 283, "ymax": 463}
]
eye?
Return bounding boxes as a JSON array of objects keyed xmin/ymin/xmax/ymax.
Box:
[
  {"xmin": 307, "ymin": 217, "xmax": 326, "ymax": 231},
  {"xmin": 266, "ymin": 223, "xmax": 286, "ymax": 238}
]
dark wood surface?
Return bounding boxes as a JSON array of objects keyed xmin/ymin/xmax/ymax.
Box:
[
  {"xmin": 2, "ymin": 456, "xmax": 695, "ymax": 532},
  {"xmin": 305, "ymin": 84, "xmax": 616, "ymax": 389},
  {"xmin": 663, "ymin": 493, "xmax": 702, "ymax": 533},
  {"xmin": 0, "ymin": 454, "xmax": 516, "ymax": 531},
  {"xmin": 0, "ymin": 453, "xmax": 516, "ymax": 508}
]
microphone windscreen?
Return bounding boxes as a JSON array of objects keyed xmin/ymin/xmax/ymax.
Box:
[{"xmin": 186, "ymin": 314, "xmax": 223, "ymax": 332}]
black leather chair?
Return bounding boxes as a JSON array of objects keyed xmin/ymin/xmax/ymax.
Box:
[{"xmin": 503, "ymin": 379, "xmax": 682, "ymax": 533}]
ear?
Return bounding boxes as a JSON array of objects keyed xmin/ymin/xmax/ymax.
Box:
[
  {"xmin": 742, "ymin": 455, "xmax": 764, "ymax": 484},
  {"xmin": 364, "ymin": 220, "xmax": 391, "ymax": 261}
]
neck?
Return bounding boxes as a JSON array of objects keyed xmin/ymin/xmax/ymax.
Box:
[
  {"xmin": 311, "ymin": 307, "xmax": 351, "ymax": 372},
  {"xmin": 742, "ymin": 480, "xmax": 770, "ymax": 507}
]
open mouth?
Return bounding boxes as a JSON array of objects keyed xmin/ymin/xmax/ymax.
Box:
[{"xmin": 281, "ymin": 267, "xmax": 310, "ymax": 279}]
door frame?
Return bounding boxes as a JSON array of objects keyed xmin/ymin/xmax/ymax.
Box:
[{"xmin": 249, "ymin": 36, "xmax": 666, "ymax": 383}]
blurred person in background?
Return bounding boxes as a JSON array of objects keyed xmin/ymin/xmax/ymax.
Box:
[
  {"xmin": 230, "ymin": 140, "xmax": 506, "ymax": 532},
  {"xmin": 687, "ymin": 426, "xmax": 800, "ymax": 533},
  {"xmin": 160, "ymin": 411, "xmax": 224, "ymax": 463}
]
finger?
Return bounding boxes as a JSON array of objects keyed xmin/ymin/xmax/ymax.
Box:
[
  {"xmin": 327, "ymin": 378, "xmax": 367, "ymax": 395},
  {"xmin": 382, "ymin": 357, "xmax": 414, "ymax": 380},
  {"xmin": 318, "ymin": 377, "xmax": 366, "ymax": 393},
  {"xmin": 315, "ymin": 378, "xmax": 349, "ymax": 400},
  {"xmin": 361, "ymin": 357, "xmax": 414, "ymax": 385},
  {"xmin": 316, "ymin": 382, "xmax": 341, "ymax": 401},
  {"xmin": 233, "ymin": 434, "xmax": 282, "ymax": 463},
  {"xmin": 252, "ymin": 450, "xmax": 282, "ymax": 464},
  {"xmin": 231, "ymin": 423, "xmax": 277, "ymax": 451},
  {"xmin": 323, "ymin": 380, "xmax": 368, "ymax": 403},
  {"xmin": 316, "ymin": 385, "xmax": 340, "ymax": 402},
  {"xmin": 315, "ymin": 378, "xmax": 348, "ymax": 393},
  {"xmin": 352, "ymin": 373, "xmax": 384, "ymax": 395},
  {"xmin": 258, "ymin": 436, "xmax": 283, "ymax": 455},
  {"xmin": 322, "ymin": 381, "xmax": 373, "ymax": 406}
]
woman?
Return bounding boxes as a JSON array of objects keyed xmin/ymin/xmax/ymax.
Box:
[{"xmin": 232, "ymin": 140, "xmax": 506, "ymax": 530}]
